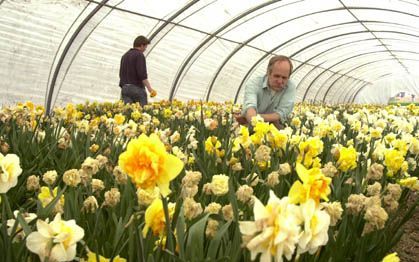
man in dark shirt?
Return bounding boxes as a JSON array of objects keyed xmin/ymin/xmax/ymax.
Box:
[{"xmin": 119, "ymin": 35, "xmax": 156, "ymax": 105}]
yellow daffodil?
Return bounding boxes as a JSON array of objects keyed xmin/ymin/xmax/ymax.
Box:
[
  {"xmin": 119, "ymin": 133, "xmax": 184, "ymax": 196},
  {"xmin": 392, "ymin": 139, "xmax": 408, "ymax": 156},
  {"xmin": 384, "ymin": 149, "xmax": 405, "ymax": 177},
  {"xmin": 398, "ymin": 177, "xmax": 419, "ymax": 191},
  {"xmin": 205, "ymin": 136, "xmax": 221, "ymax": 154},
  {"xmin": 232, "ymin": 126, "xmax": 251, "ymax": 152},
  {"xmin": 267, "ymin": 127, "xmax": 288, "ymax": 150},
  {"xmin": 163, "ymin": 108, "xmax": 172, "ymax": 118},
  {"xmin": 370, "ymin": 127, "xmax": 383, "ymax": 139},
  {"xmin": 337, "ymin": 146, "xmax": 357, "ymax": 172},
  {"xmin": 382, "ymin": 252, "xmax": 400, "ymax": 262},
  {"xmin": 297, "ymin": 137, "xmax": 324, "ymax": 168},
  {"xmin": 253, "ymin": 120, "xmax": 270, "ymax": 134},
  {"xmin": 142, "ymin": 198, "xmax": 175, "ymax": 237},
  {"xmin": 86, "ymin": 251, "xmax": 126, "ymax": 262},
  {"xmin": 289, "ymin": 163, "xmax": 331, "ymax": 205},
  {"xmin": 38, "ymin": 186, "xmax": 65, "ymax": 208},
  {"xmin": 313, "ymin": 122, "xmax": 330, "ymax": 138},
  {"xmin": 131, "ymin": 110, "xmax": 141, "ymax": 121},
  {"xmin": 291, "ymin": 117, "xmax": 301, "ymax": 127},
  {"xmin": 114, "ymin": 113, "xmax": 125, "ymax": 125},
  {"xmin": 299, "ymin": 137, "xmax": 324, "ymax": 158}
]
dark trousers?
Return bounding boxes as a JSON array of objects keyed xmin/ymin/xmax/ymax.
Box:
[{"xmin": 121, "ymin": 84, "xmax": 147, "ymax": 106}]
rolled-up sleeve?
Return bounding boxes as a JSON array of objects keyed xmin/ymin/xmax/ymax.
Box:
[
  {"xmin": 242, "ymin": 77, "xmax": 261, "ymax": 115},
  {"xmin": 274, "ymin": 81, "xmax": 296, "ymax": 121}
]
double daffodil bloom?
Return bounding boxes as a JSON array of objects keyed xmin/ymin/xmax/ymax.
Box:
[
  {"xmin": 26, "ymin": 213, "xmax": 84, "ymax": 262},
  {"xmin": 0, "ymin": 153, "xmax": 22, "ymax": 193},
  {"xmin": 119, "ymin": 133, "xmax": 184, "ymax": 196},
  {"xmin": 289, "ymin": 163, "xmax": 331, "ymax": 205},
  {"xmin": 337, "ymin": 146, "xmax": 357, "ymax": 172},
  {"xmin": 240, "ymin": 191, "xmax": 301, "ymax": 262}
]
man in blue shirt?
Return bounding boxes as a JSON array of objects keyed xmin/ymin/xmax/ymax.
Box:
[
  {"xmin": 235, "ymin": 55, "xmax": 296, "ymax": 129},
  {"xmin": 119, "ymin": 35, "xmax": 156, "ymax": 105}
]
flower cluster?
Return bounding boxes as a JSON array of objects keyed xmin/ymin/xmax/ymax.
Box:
[{"xmin": 0, "ymin": 100, "xmax": 417, "ymax": 262}]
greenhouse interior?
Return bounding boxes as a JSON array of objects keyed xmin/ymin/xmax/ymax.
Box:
[{"xmin": 0, "ymin": 0, "xmax": 418, "ymax": 261}]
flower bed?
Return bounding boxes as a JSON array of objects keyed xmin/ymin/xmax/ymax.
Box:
[{"xmin": 0, "ymin": 100, "xmax": 417, "ymax": 261}]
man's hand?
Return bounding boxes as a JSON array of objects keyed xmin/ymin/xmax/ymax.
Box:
[
  {"xmin": 234, "ymin": 114, "xmax": 248, "ymax": 125},
  {"xmin": 149, "ymin": 89, "xmax": 157, "ymax": 97}
]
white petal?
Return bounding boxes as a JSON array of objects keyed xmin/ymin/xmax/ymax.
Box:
[
  {"xmin": 50, "ymin": 243, "xmax": 76, "ymax": 262},
  {"xmin": 26, "ymin": 232, "xmax": 49, "ymax": 255},
  {"xmin": 260, "ymin": 251, "xmax": 273, "ymax": 262},
  {"xmin": 239, "ymin": 221, "xmax": 258, "ymax": 235},
  {"xmin": 247, "ymin": 227, "xmax": 274, "ymax": 250},
  {"xmin": 253, "ymin": 197, "xmax": 269, "ymax": 221},
  {"xmin": 268, "ymin": 190, "xmax": 281, "ymax": 205},
  {"xmin": 37, "ymin": 219, "xmax": 53, "ymax": 238}
]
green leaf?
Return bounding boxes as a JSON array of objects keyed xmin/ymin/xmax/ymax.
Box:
[
  {"xmin": 175, "ymin": 206, "xmax": 186, "ymax": 260},
  {"xmin": 207, "ymin": 220, "xmax": 232, "ymax": 260},
  {"xmin": 185, "ymin": 213, "xmax": 210, "ymax": 261}
]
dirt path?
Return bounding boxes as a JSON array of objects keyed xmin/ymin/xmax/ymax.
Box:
[{"xmin": 392, "ymin": 192, "xmax": 418, "ymax": 262}]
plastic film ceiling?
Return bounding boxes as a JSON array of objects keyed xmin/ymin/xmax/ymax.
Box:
[{"xmin": 1, "ymin": 0, "xmax": 419, "ymax": 112}]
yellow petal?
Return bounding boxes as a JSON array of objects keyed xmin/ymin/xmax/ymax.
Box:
[
  {"xmin": 163, "ymin": 154, "xmax": 184, "ymax": 181},
  {"xmin": 296, "ymin": 163, "xmax": 309, "ymax": 183},
  {"xmin": 289, "ymin": 181, "xmax": 304, "ymax": 204}
]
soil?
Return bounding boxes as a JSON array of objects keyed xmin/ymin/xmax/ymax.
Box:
[{"xmin": 392, "ymin": 192, "xmax": 419, "ymax": 262}]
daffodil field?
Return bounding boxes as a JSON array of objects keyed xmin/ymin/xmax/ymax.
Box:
[{"xmin": 0, "ymin": 100, "xmax": 418, "ymax": 262}]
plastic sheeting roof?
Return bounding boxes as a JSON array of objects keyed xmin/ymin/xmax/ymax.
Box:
[{"xmin": 1, "ymin": 0, "xmax": 418, "ymax": 112}]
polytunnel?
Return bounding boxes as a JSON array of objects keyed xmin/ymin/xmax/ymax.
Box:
[
  {"xmin": 1, "ymin": 0, "xmax": 419, "ymax": 113},
  {"xmin": 2, "ymin": 2, "xmax": 419, "ymax": 262}
]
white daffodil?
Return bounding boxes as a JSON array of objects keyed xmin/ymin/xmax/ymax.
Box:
[
  {"xmin": 26, "ymin": 213, "xmax": 84, "ymax": 262},
  {"xmin": 7, "ymin": 210, "xmax": 37, "ymax": 241},
  {"xmin": 240, "ymin": 191, "xmax": 301, "ymax": 262},
  {"xmin": 0, "ymin": 153, "xmax": 23, "ymax": 193},
  {"xmin": 297, "ymin": 199, "xmax": 330, "ymax": 255}
]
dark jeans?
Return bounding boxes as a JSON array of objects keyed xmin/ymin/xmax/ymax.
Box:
[{"xmin": 121, "ymin": 84, "xmax": 147, "ymax": 106}]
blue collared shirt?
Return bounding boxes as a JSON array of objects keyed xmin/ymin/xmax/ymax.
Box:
[{"xmin": 242, "ymin": 75, "xmax": 296, "ymax": 122}]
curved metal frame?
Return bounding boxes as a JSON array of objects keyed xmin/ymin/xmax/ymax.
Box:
[
  {"xmin": 204, "ymin": 7, "xmax": 358, "ymax": 101},
  {"xmin": 198, "ymin": 7, "xmax": 419, "ymax": 102},
  {"xmin": 339, "ymin": 2, "xmax": 412, "ymax": 74},
  {"xmin": 168, "ymin": 0, "xmax": 282, "ymax": 100},
  {"xmin": 302, "ymin": 49, "xmax": 419, "ymax": 102},
  {"xmin": 350, "ymin": 73, "xmax": 393, "ymax": 103},
  {"xmin": 326, "ymin": 59, "xmax": 400, "ymax": 103},
  {"xmin": 324, "ymin": 59, "xmax": 396, "ymax": 103},
  {"xmin": 51, "ymin": 1, "xmax": 128, "ymax": 111},
  {"xmin": 21, "ymin": 0, "xmax": 419, "ymax": 108},
  {"xmin": 349, "ymin": 58, "xmax": 419, "ymax": 103},
  {"xmin": 45, "ymin": 2, "xmax": 92, "ymax": 110},
  {"xmin": 46, "ymin": 0, "xmax": 110, "ymax": 115},
  {"xmin": 146, "ymin": 0, "xmax": 201, "ymax": 55},
  {"xmin": 285, "ymin": 30, "xmax": 419, "ymax": 100},
  {"xmin": 233, "ymin": 28, "xmax": 418, "ymax": 103},
  {"xmin": 309, "ymin": 40, "xmax": 419, "ymax": 102},
  {"xmin": 50, "ymin": 0, "xmax": 200, "ymax": 109},
  {"xmin": 312, "ymin": 56, "xmax": 394, "ymax": 102},
  {"xmin": 291, "ymin": 35, "xmax": 419, "ymax": 101}
]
